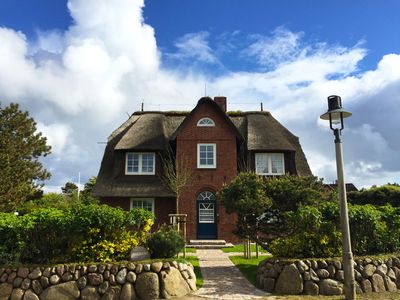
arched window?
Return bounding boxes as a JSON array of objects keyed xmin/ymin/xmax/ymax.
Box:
[
  {"xmin": 197, "ymin": 117, "xmax": 215, "ymax": 127},
  {"xmin": 197, "ymin": 191, "xmax": 216, "ymax": 201}
]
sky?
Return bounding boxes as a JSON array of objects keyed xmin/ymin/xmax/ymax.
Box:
[{"xmin": 0, "ymin": 0, "xmax": 399, "ymax": 192}]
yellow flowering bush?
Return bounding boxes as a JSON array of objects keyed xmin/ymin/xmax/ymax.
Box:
[{"xmin": 73, "ymin": 230, "xmax": 139, "ymax": 262}]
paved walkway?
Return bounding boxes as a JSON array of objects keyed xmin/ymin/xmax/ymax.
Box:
[{"xmin": 189, "ymin": 249, "xmax": 269, "ymax": 300}]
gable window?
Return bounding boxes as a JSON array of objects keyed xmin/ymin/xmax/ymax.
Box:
[
  {"xmin": 126, "ymin": 152, "xmax": 155, "ymax": 175},
  {"xmin": 255, "ymin": 153, "xmax": 284, "ymax": 175},
  {"xmin": 197, "ymin": 117, "xmax": 215, "ymax": 127},
  {"xmin": 197, "ymin": 144, "xmax": 216, "ymax": 168},
  {"xmin": 130, "ymin": 198, "xmax": 154, "ymax": 213}
]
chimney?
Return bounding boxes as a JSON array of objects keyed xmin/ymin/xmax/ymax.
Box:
[{"xmin": 214, "ymin": 96, "xmax": 227, "ymax": 112}]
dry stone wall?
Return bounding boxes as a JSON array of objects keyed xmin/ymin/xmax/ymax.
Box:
[
  {"xmin": 0, "ymin": 260, "xmax": 196, "ymax": 300},
  {"xmin": 257, "ymin": 256, "xmax": 400, "ymax": 295}
]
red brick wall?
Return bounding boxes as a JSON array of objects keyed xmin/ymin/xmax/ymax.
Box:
[{"xmin": 176, "ymin": 102, "xmax": 240, "ymax": 242}]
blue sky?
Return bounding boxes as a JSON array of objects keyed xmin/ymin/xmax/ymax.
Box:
[{"xmin": 0, "ymin": 0, "xmax": 399, "ymax": 191}]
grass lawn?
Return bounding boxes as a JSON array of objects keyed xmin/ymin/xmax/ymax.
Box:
[
  {"xmin": 229, "ymin": 255, "xmax": 269, "ymax": 286},
  {"xmin": 184, "ymin": 247, "xmax": 197, "ymax": 253},
  {"xmin": 179, "ymin": 256, "xmax": 203, "ymax": 288},
  {"xmin": 222, "ymin": 243, "xmax": 268, "ymax": 253}
]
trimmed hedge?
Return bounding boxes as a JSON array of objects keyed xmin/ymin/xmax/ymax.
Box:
[
  {"xmin": 348, "ymin": 184, "xmax": 400, "ymax": 206},
  {"xmin": 270, "ymin": 202, "xmax": 400, "ymax": 258},
  {"xmin": 0, "ymin": 205, "xmax": 154, "ymax": 264}
]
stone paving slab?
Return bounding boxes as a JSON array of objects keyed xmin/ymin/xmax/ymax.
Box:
[{"xmin": 190, "ymin": 249, "xmax": 269, "ymax": 300}]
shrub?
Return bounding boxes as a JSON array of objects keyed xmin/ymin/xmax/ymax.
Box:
[
  {"xmin": 0, "ymin": 213, "xmax": 25, "ymax": 264},
  {"xmin": 348, "ymin": 184, "xmax": 400, "ymax": 206},
  {"xmin": 348, "ymin": 204, "xmax": 386, "ymax": 255},
  {"xmin": 147, "ymin": 225, "xmax": 184, "ymax": 258},
  {"xmin": 20, "ymin": 208, "xmax": 71, "ymax": 263},
  {"xmin": 269, "ymin": 203, "xmax": 342, "ymax": 258},
  {"xmin": 0, "ymin": 204, "xmax": 154, "ymax": 264},
  {"xmin": 269, "ymin": 202, "xmax": 400, "ymax": 258},
  {"xmin": 264, "ymin": 175, "xmax": 334, "ymax": 211},
  {"xmin": 72, "ymin": 230, "xmax": 139, "ymax": 262}
]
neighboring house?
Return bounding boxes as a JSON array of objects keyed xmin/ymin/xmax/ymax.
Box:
[
  {"xmin": 94, "ymin": 96, "xmax": 312, "ymax": 242},
  {"xmin": 325, "ymin": 182, "xmax": 359, "ymax": 193}
]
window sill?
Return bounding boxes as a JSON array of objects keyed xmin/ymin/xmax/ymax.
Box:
[
  {"xmin": 197, "ymin": 166, "xmax": 217, "ymax": 169},
  {"xmin": 125, "ymin": 173, "xmax": 156, "ymax": 176}
]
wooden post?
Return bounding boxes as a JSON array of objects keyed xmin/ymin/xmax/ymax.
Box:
[
  {"xmin": 256, "ymin": 240, "xmax": 259, "ymax": 259},
  {"xmin": 168, "ymin": 214, "xmax": 187, "ymax": 259},
  {"xmin": 248, "ymin": 239, "xmax": 252, "ymax": 259},
  {"xmin": 183, "ymin": 218, "xmax": 187, "ymax": 258}
]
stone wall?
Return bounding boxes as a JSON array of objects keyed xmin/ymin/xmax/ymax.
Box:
[
  {"xmin": 257, "ymin": 257, "xmax": 400, "ymax": 295},
  {"xmin": 0, "ymin": 260, "xmax": 196, "ymax": 300}
]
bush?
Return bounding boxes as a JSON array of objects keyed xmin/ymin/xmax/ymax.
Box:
[
  {"xmin": 348, "ymin": 184, "xmax": 400, "ymax": 206},
  {"xmin": 270, "ymin": 203, "xmax": 342, "ymax": 258},
  {"xmin": 0, "ymin": 213, "xmax": 25, "ymax": 264},
  {"xmin": 72, "ymin": 230, "xmax": 139, "ymax": 262},
  {"xmin": 264, "ymin": 175, "xmax": 334, "ymax": 211},
  {"xmin": 147, "ymin": 225, "xmax": 184, "ymax": 258},
  {"xmin": 269, "ymin": 202, "xmax": 400, "ymax": 258},
  {"xmin": 20, "ymin": 208, "xmax": 71, "ymax": 263},
  {"xmin": 0, "ymin": 204, "xmax": 154, "ymax": 264},
  {"xmin": 16, "ymin": 193, "xmax": 71, "ymax": 214}
]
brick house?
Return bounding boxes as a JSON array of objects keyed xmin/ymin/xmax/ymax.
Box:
[{"xmin": 94, "ymin": 96, "xmax": 312, "ymax": 242}]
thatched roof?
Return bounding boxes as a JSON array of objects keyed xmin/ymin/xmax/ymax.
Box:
[{"xmin": 94, "ymin": 98, "xmax": 312, "ymax": 197}]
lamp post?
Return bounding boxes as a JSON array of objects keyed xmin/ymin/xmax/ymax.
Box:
[{"xmin": 320, "ymin": 95, "xmax": 356, "ymax": 300}]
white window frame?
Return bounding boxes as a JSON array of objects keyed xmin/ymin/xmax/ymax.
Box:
[
  {"xmin": 197, "ymin": 143, "xmax": 217, "ymax": 169},
  {"xmin": 130, "ymin": 198, "xmax": 155, "ymax": 213},
  {"xmin": 125, "ymin": 152, "xmax": 155, "ymax": 175},
  {"xmin": 255, "ymin": 153, "xmax": 285, "ymax": 175},
  {"xmin": 197, "ymin": 117, "xmax": 215, "ymax": 127}
]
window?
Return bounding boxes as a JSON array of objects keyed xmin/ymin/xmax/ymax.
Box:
[
  {"xmin": 197, "ymin": 191, "xmax": 216, "ymax": 223},
  {"xmin": 126, "ymin": 152, "xmax": 155, "ymax": 175},
  {"xmin": 255, "ymin": 153, "xmax": 284, "ymax": 175},
  {"xmin": 199, "ymin": 203, "xmax": 215, "ymax": 223},
  {"xmin": 197, "ymin": 144, "xmax": 216, "ymax": 168},
  {"xmin": 197, "ymin": 117, "xmax": 215, "ymax": 127},
  {"xmin": 130, "ymin": 198, "xmax": 154, "ymax": 213}
]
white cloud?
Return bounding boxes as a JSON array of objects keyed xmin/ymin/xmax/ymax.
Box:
[
  {"xmin": 244, "ymin": 27, "xmax": 304, "ymax": 68},
  {"xmin": 167, "ymin": 31, "xmax": 219, "ymax": 64},
  {"xmin": 0, "ymin": 0, "xmax": 399, "ymax": 190},
  {"xmin": 36, "ymin": 122, "xmax": 72, "ymax": 155}
]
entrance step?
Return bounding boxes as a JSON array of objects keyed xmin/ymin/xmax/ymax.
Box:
[{"xmin": 187, "ymin": 239, "xmax": 234, "ymax": 249}]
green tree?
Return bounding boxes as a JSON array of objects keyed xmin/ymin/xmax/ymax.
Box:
[
  {"xmin": 0, "ymin": 103, "xmax": 51, "ymax": 212},
  {"xmin": 61, "ymin": 182, "xmax": 78, "ymax": 197},
  {"xmin": 218, "ymin": 172, "xmax": 272, "ymax": 243},
  {"xmin": 258, "ymin": 175, "xmax": 335, "ymax": 241},
  {"xmin": 80, "ymin": 176, "xmax": 99, "ymax": 204}
]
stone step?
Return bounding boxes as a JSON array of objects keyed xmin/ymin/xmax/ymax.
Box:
[
  {"xmin": 186, "ymin": 243, "xmax": 234, "ymax": 249},
  {"xmin": 187, "ymin": 240, "xmax": 234, "ymax": 249},
  {"xmin": 189, "ymin": 239, "xmax": 227, "ymax": 245}
]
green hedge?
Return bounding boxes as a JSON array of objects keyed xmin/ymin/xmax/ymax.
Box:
[
  {"xmin": 0, "ymin": 205, "xmax": 154, "ymax": 264},
  {"xmin": 270, "ymin": 203, "xmax": 400, "ymax": 258},
  {"xmin": 348, "ymin": 184, "xmax": 400, "ymax": 206}
]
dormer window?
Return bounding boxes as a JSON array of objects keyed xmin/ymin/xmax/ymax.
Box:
[
  {"xmin": 197, "ymin": 117, "xmax": 215, "ymax": 127},
  {"xmin": 255, "ymin": 153, "xmax": 284, "ymax": 175},
  {"xmin": 126, "ymin": 152, "xmax": 155, "ymax": 175}
]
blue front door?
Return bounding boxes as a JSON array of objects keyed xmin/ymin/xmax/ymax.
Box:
[{"xmin": 197, "ymin": 191, "xmax": 217, "ymax": 239}]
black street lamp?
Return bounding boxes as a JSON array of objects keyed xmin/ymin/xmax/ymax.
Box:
[{"xmin": 320, "ymin": 95, "xmax": 356, "ymax": 300}]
